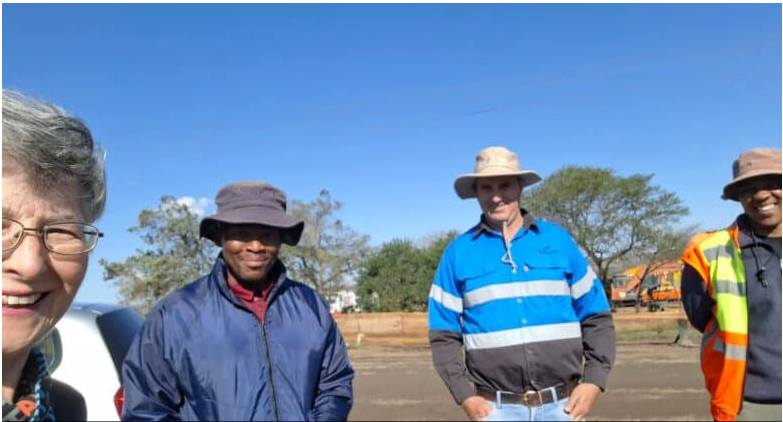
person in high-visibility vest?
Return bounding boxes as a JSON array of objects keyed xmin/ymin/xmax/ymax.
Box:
[{"xmin": 681, "ymin": 147, "xmax": 781, "ymax": 421}]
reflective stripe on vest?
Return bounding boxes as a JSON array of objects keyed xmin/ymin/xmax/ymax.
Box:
[
  {"xmin": 683, "ymin": 225, "xmax": 748, "ymax": 421},
  {"xmin": 697, "ymin": 229, "xmax": 748, "ymax": 338}
]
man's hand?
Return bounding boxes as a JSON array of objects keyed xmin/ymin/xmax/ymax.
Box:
[
  {"xmin": 461, "ymin": 396, "xmax": 492, "ymax": 421},
  {"xmin": 564, "ymin": 383, "xmax": 601, "ymax": 421}
]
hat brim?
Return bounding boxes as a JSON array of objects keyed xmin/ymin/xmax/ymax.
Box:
[
  {"xmin": 454, "ymin": 170, "xmax": 542, "ymax": 199},
  {"xmin": 199, "ymin": 208, "xmax": 304, "ymax": 246},
  {"xmin": 722, "ymin": 170, "xmax": 783, "ymax": 201}
]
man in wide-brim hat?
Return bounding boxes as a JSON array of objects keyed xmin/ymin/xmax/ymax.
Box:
[
  {"xmin": 428, "ymin": 146, "xmax": 616, "ymax": 421},
  {"xmin": 122, "ymin": 181, "xmax": 355, "ymax": 421},
  {"xmin": 682, "ymin": 147, "xmax": 782, "ymax": 421}
]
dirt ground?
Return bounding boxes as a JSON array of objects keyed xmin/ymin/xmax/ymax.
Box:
[{"xmin": 348, "ymin": 340, "xmax": 711, "ymax": 421}]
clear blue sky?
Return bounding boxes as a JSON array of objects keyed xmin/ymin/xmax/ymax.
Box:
[{"xmin": 3, "ymin": 4, "xmax": 781, "ymax": 304}]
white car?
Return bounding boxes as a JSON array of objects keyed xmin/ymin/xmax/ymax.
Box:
[{"xmin": 38, "ymin": 303, "xmax": 144, "ymax": 421}]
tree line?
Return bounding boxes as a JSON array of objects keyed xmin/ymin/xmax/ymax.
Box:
[{"xmin": 101, "ymin": 166, "xmax": 695, "ymax": 315}]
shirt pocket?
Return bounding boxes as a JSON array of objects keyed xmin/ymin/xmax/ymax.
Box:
[
  {"xmin": 524, "ymin": 252, "xmax": 570, "ymax": 281},
  {"xmin": 457, "ymin": 260, "xmax": 500, "ymax": 292}
]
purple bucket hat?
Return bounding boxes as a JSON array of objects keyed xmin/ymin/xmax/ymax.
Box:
[{"xmin": 199, "ymin": 181, "xmax": 304, "ymax": 246}]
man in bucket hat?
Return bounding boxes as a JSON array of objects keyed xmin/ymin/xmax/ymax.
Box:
[
  {"xmin": 681, "ymin": 148, "xmax": 782, "ymax": 421},
  {"xmin": 121, "ymin": 181, "xmax": 354, "ymax": 421},
  {"xmin": 428, "ymin": 146, "xmax": 615, "ymax": 421}
]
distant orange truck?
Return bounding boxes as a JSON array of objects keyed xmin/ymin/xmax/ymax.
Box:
[{"xmin": 611, "ymin": 261, "xmax": 682, "ymax": 309}]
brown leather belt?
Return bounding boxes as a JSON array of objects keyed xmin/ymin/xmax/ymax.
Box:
[{"xmin": 476, "ymin": 381, "xmax": 578, "ymax": 407}]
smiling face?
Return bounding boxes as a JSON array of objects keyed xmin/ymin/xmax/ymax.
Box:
[
  {"xmin": 2, "ymin": 158, "xmax": 89, "ymax": 357},
  {"xmin": 736, "ymin": 175, "xmax": 782, "ymax": 237},
  {"xmin": 475, "ymin": 176, "xmax": 523, "ymax": 231},
  {"xmin": 220, "ymin": 224, "xmax": 282, "ymax": 286}
]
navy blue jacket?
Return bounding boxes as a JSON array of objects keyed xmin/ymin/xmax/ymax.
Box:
[{"xmin": 121, "ymin": 256, "xmax": 354, "ymax": 421}]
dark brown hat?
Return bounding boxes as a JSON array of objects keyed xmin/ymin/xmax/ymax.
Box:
[
  {"xmin": 722, "ymin": 148, "xmax": 782, "ymax": 201},
  {"xmin": 199, "ymin": 181, "xmax": 304, "ymax": 245}
]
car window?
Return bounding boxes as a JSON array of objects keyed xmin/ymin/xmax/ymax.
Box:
[{"xmin": 96, "ymin": 308, "xmax": 144, "ymax": 376}]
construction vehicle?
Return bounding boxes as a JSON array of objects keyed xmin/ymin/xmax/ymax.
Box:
[{"xmin": 610, "ymin": 261, "xmax": 683, "ymax": 312}]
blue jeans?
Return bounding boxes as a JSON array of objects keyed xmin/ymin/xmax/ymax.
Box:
[{"xmin": 479, "ymin": 398, "xmax": 576, "ymax": 421}]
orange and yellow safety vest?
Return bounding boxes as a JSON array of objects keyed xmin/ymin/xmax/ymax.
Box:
[{"xmin": 681, "ymin": 222, "xmax": 748, "ymax": 421}]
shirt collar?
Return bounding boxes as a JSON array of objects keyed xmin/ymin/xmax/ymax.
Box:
[
  {"xmin": 213, "ymin": 254, "xmax": 291, "ymax": 309},
  {"xmin": 473, "ymin": 208, "xmax": 538, "ymax": 239},
  {"xmin": 3, "ymin": 347, "xmax": 51, "ymax": 421},
  {"xmin": 225, "ymin": 260, "xmax": 281, "ymax": 301},
  {"xmin": 736, "ymin": 213, "xmax": 777, "ymax": 248}
]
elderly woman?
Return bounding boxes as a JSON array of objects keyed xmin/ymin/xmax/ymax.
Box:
[{"xmin": 2, "ymin": 90, "xmax": 106, "ymax": 421}]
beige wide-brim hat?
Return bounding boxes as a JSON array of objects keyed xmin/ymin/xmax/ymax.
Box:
[
  {"xmin": 722, "ymin": 148, "xmax": 782, "ymax": 201},
  {"xmin": 454, "ymin": 146, "xmax": 542, "ymax": 199}
]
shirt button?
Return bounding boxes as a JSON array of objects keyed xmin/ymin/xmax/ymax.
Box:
[
  {"xmin": 517, "ymin": 299, "xmax": 523, "ymax": 304},
  {"xmin": 521, "ymin": 319, "xmax": 527, "ymax": 324}
]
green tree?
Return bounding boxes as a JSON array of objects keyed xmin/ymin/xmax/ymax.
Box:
[
  {"xmin": 99, "ymin": 196, "xmax": 217, "ymax": 315},
  {"xmin": 356, "ymin": 231, "xmax": 458, "ymax": 312},
  {"xmin": 421, "ymin": 230, "xmax": 459, "ymax": 282},
  {"xmin": 355, "ymin": 240, "xmax": 427, "ymax": 312},
  {"xmin": 281, "ymin": 190, "xmax": 370, "ymax": 294},
  {"xmin": 520, "ymin": 166, "xmax": 689, "ymax": 297}
]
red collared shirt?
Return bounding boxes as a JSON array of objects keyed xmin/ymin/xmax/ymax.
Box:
[{"xmin": 227, "ymin": 278, "xmax": 275, "ymax": 323}]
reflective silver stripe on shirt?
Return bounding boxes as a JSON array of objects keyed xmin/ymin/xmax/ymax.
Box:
[
  {"xmin": 429, "ymin": 285, "xmax": 463, "ymax": 314},
  {"xmin": 463, "ymin": 280, "xmax": 570, "ymax": 308},
  {"xmin": 464, "ymin": 322, "xmax": 582, "ymax": 350},
  {"xmin": 570, "ymin": 267, "xmax": 597, "ymax": 300}
]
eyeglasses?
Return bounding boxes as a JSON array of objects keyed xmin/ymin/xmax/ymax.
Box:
[{"xmin": 2, "ymin": 218, "xmax": 104, "ymax": 255}]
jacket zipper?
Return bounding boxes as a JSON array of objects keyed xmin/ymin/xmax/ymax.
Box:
[{"xmin": 261, "ymin": 321, "xmax": 280, "ymax": 421}]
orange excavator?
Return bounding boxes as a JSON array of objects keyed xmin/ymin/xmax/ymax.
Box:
[{"xmin": 610, "ymin": 260, "xmax": 683, "ymax": 311}]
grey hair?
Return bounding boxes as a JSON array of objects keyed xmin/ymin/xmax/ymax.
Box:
[{"xmin": 2, "ymin": 90, "xmax": 106, "ymax": 222}]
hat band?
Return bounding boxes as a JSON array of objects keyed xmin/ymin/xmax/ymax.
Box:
[
  {"xmin": 217, "ymin": 203, "xmax": 285, "ymax": 213},
  {"xmin": 475, "ymin": 163, "xmax": 522, "ymax": 173}
]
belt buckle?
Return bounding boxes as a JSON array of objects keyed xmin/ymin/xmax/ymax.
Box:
[{"xmin": 521, "ymin": 390, "xmax": 542, "ymax": 407}]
